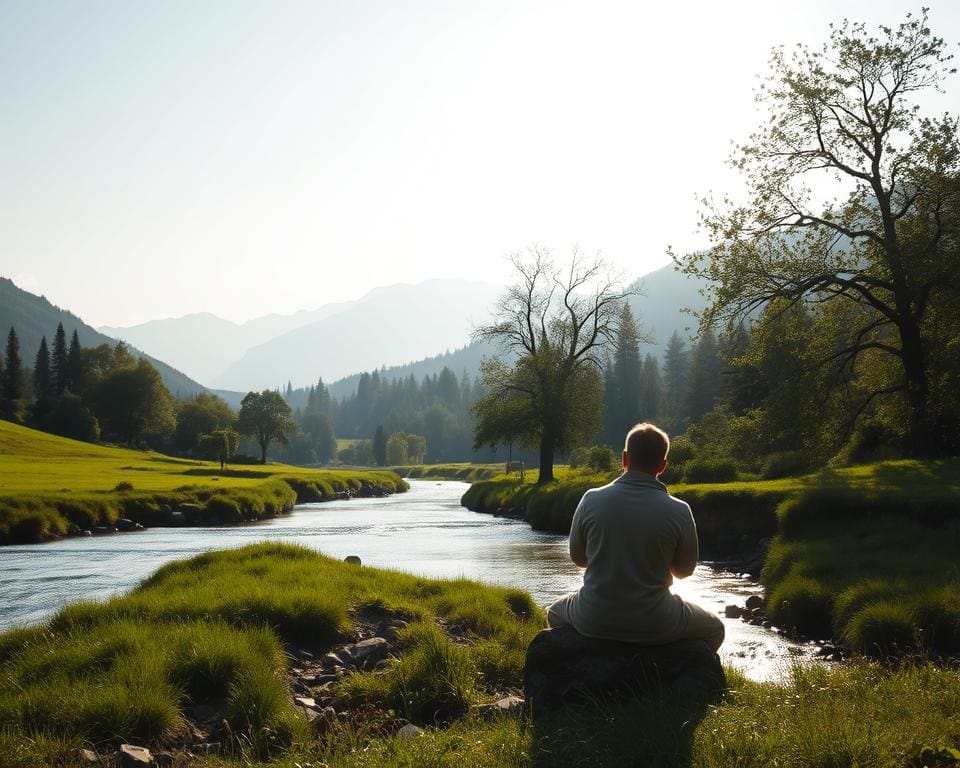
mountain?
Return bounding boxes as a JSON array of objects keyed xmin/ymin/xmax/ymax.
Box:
[
  {"xmin": 0, "ymin": 277, "xmax": 208, "ymax": 398},
  {"xmin": 213, "ymin": 279, "xmax": 505, "ymax": 391},
  {"xmin": 627, "ymin": 262, "xmax": 711, "ymax": 355},
  {"xmin": 99, "ymin": 300, "xmax": 357, "ymax": 387}
]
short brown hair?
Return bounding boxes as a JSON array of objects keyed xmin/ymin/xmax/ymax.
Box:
[{"xmin": 624, "ymin": 423, "xmax": 670, "ymax": 472}]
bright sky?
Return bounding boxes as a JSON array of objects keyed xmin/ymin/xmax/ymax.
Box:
[{"xmin": 2, "ymin": 0, "xmax": 959, "ymax": 327}]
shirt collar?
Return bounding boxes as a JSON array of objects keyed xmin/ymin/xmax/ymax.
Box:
[{"xmin": 616, "ymin": 469, "xmax": 668, "ymax": 492}]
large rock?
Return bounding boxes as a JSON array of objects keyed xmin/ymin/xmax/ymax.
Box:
[{"xmin": 524, "ymin": 625, "xmax": 725, "ymax": 718}]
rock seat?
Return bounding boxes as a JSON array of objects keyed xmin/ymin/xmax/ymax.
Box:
[{"xmin": 524, "ymin": 625, "xmax": 725, "ymax": 718}]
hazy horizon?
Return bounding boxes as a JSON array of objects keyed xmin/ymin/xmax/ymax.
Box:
[{"xmin": 3, "ymin": 0, "xmax": 959, "ymax": 327}]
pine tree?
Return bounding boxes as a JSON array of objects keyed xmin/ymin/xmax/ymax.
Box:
[
  {"xmin": 637, "ymin": 353, "xmax": 664, "ymax": 421},
  {"xmin": 2, "ymin": 326, "xmax": 24, "ymax": 414},
  {"xmin": 33, "ymin": 336, "xmax": 52, "ymax": 398},
  {"xmin": 662, "ymin": 331, "xmax": 689, "ymax": 431},
  {"xmin": 684, "ymin": 327, "xmax": 723, "ymax": 422},
  {"xmin": 67, "ymin": 329, "xmax": 83, "ymax": 393},
  {"xmin": 372, "ymin": 425, "xmax": 387, "ymax": 466},
  {"xmin": 603, "ymin": 305, "xmax": 644, "ymax": 442},
  {"xmin": 51, "ymin": 322, "xmax": 68, "ymax": 395}
]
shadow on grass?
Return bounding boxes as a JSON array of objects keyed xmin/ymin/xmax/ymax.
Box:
[{"xmin": 529, "ymin": 693, "xmax": 713, "ymax": 768}]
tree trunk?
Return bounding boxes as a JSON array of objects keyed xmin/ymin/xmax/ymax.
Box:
[
  {"xmin": 898, "ymin": 316, "xmax": 936, "ymax": 457},
  {"xmin": 537, "ymin": 433, "xmax": 555, "ymax": 484},
  {"xmin": 259, "ymin": 440, "xmax": 268, "ymax": 464}
]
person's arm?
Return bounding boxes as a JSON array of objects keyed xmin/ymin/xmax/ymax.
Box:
[
  {"xmin": 569, "ymin": 493, "xmax": 588, "ymax": 568},
  {"xmin": 670, "ymin": 503, "xmax": 698, "ymax": 578}
]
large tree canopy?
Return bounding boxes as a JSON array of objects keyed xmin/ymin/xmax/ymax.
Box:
[
  {"xmin": 678, "ymin": 11, "xmax": 960, "ymax": 456},
  {"xmin": 237, "ymin": 390, "xmax": 297, "ymax": 464},
  {"xmin": 472, "ymin": 246, "xmax": 632, "ymax": 483}
]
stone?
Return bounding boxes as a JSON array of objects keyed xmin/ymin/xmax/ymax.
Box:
[
  {"xmin": 343, "ymin": 637, "xmax": 389, "ymax": 665},
  {"xmin": 294, "ymin": 696, "xmax": 317, "ymax": 710},
  {"xmin": 724, "ymin": 604, "xmax": 744, "ymax": 619},
  {"xmin": 745, "ymin": 595, "xmax": 764, "ymax": 611},
  {"xmin": 311, "ymin": 706, "xmax": 338, "ymax": 735},
  {"xmin": 77, "ymin": 748, "xmax": 98, "ymax": 763},
  {"xmin": 523, "ymin": 625, "xmax": 725, "ymax": 719},
  {"xmin": 398, "ymin": 723, "xmax": 425, "ymax": 738},
  {"xmin": 344, "ymin": 555, "xmax": 362, "ymax": 565},
  {"xmin": 472, "ymin": 695, "xmax": 527, "ymax": 719},
  {"xmin": 119, "ymin": 744, "xmax": 153, "ymax": 767},
  {"xmin": 323, "ymin": 652, "xmax": 344, "ymax": 667}
]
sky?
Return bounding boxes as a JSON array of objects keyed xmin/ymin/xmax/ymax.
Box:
[{"xmin": 2, "ymin": 0, "xmax": 959, "ymax": 328}]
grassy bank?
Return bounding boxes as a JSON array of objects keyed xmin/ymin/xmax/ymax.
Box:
[
  {"xmin": 463, "ymin": 460, "xmax": 960, "ymax": 656},
  {"xmin": 0, "ymin": 421, "xmax": 407, "ymax": 544},
  {"xmin": 389, "ymin": 463, "xmax": 507, "ymax": 482},
  {"xmin": 2, "ymin": 543, "xmax": 960, "ymax": 767}
]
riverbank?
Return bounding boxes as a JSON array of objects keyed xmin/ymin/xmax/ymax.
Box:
[
  {"xmin": 2, "ymin": 542, "xmax": 959, "ymax": 767},
  {"xmin": 0, "ymin": 421, "xmax": 407, "ymax": 544},
  {"xmin": 463, "ymin": 460, "xmax": 960, "ymax": 658},
  {"xmin": 388, "ymin": 462, "xmax": 505, "ymax": 481}
]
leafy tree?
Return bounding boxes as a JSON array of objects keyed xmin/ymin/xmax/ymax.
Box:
[
  {"xmin": 237, "ymin": 390, "xmax": 296, "ymax": 464},
  {"xmin": 93, "ymin": 359, "xmax": 176, "ymax": 444},
  {"xmin": 385, "ymin": 432, "xmax": 409, "ymax": 465},
  {"xmin": 473, "ymin": 247, "xmax": 631, "ymax": 483},
  {"xmin": 372, "ymin": 425, "xmax": 387, "ymax": 466},
  {"xmin": 174, "ymin": 392, "xmax": 236, "ymax": 453},
  {"xmin": 2, "ymin": 326, "xmax": 24, "ymax": 419},
  {"xmin": 45, "ymin": 390, "xmax": 100, "ymax": 442},
  {"xmin": 198, "ymin": 427, "xmax": 240, "ymax": 471},
  {"xmin": 406, "ymin": 433, "xmax": 427, "ymax": 464},
  {"xmin": 51, "ymin": 322, "xmax": 68, "ymax": 395},
  {"xmin": 679, "ymin": 11, "xmax": 960, "ymax": 456}
]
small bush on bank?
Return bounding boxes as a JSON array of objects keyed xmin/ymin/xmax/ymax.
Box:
[
  {"xmin": 682, "ymin": 457, "xmax": 738, "ymax": 483},
  {"xmin": 761, "ymin": 451, "xmax": 813, "ymax": 479},
  {"xmin": 843, "ymin": 601, "xmax": 917, "ymax": 658},
  {"xmin": 767, "ymin": 575, "xmax": 834, "ymax": 638}
]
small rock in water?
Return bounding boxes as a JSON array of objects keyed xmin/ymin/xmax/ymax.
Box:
[
  {"xmin": 745, "ymin": 595, "xmax": 764, "ymax": 611},
  {"xmin": 344, "ymin": 555, "xmax": 362, "ymax": 566},
  {"xmin": 724, "ymin": 604, "xmax": 744, "ymax": 619}
]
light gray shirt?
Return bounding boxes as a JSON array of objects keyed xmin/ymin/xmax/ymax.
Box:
[{"xmin": 566, "ymin": 470, "xmax": 700, "ymax": 643}]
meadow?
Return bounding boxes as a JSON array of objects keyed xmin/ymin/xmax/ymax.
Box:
[
  {"xmin": 2, "ymin": 543, "xmax": 959, "ymax": 767},
  {"xmin": 0, "ymin": 421, "xmax": 407, "ymax": 544}
]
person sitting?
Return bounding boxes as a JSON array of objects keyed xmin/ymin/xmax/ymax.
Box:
[{"xmin": 546, "ymin": 422, "xmax": 724, "ymax": 652}]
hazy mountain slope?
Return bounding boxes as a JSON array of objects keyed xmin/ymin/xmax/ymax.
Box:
[
  {"xmin": 214, "ymin": 279, "xmax": 504, "ymax": 390},
  {"xmin": 628, "ymin": 262, "xmax": 711, "ymax": 355},
  {"xmin": 100, "ymin": 300, "xmax": 357, "ymax": 386},
  {"xmin": 0, "ymin": 277, "xmax": 207, "ymax": 398}
]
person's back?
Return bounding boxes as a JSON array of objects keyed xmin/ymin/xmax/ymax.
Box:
[
  {"xmin": 546, "ymin": 423, "xmax": 724, "ymax": 652},
  {"xmin": 566, "ymin": 471, "xmax": 697, "ymax": 643}
]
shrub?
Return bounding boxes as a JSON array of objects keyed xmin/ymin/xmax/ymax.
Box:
[
  {"xmin": 682, "ymin": 457, "xmax": 738, "ymax": 483},
  {"xmin": 767, "ymin": 575, "xmax": 834, "ymax": 638},
  {"xmin": 761, "ymin": 451, "xmax": 812, "ymax": 479},
  {"xmin": 843, "ymin": 601, "xmax": 917, "ymax": 658}
]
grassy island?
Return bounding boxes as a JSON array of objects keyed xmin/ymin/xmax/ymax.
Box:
[
  {"xmin": 0, "ymin": 421, "xmax": 407, "ymax": 545},
  {"xmin": 2, "ymin": 543, "xmax": 960, "ymax": 767}
]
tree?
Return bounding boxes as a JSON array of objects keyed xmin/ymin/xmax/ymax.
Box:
[
  {"xmin": 2, "ymin": 326, "xmax": 24, "ymax": 419},
  {"xmin": 198, "ymin": 427, "xmax": 240, "ymax": 471},
  {"xmin": 237, "ymin": 390, "xmax": 297, "ymax": 464},
  {"xmin": 93, "ymin": 359, "xmax": 176, "ymax": 444},
  {"xmin": 637, "ymin": 353, "xmax": 664, "ymax": 422},
  {"xmin": 661, "ymin": 331, "xmax": 689, "ymax": 432},
  {"xmin": 67, "ymin": 330, "xmax": 83, "ymax": 393},
  {"xmin": 602, "ymin": 304, "xmax": 647, "ymax": 443},
  {"xmin": 473, "ymin": 246, "xmax": 632, "ymax": 483},
  {"xmin": 406, "ymin": 433, "xmax": 427, "ymax": 464},
  {"xmin": 683, "ymin": 327, "xmax": 724, "ymax": 422},
  {"xmin": 33, "ymin": 336, "xmax": 52, "ymax": 399},
  {"xmin": 678, "ymin": 11, "xmax": 960, "ymax": 456},
  {"xmin": 51, "ymin": 322, "xmax": 68, "ymax": 395},
  {"xmin": 385, "ymin": 432, "xmax": 409, "ymax": 465},
  {"xmin": 372, "ymin": 425, "xmax": 387, "ymax": 466},
  {"xmin": 174, "ymin": 392, "xmax": 236, "ymax": 453}
]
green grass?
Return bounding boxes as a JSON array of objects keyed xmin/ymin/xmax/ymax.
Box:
[
  {"xmin": 0, "ymin": 420, "xmax": 408, "ymax": 543},
  {"xmin": 390, "ymin": 463, "xmax": 508, "ymax": 482},
  {"xmin": 3, "ymin": 543, "xmax": 960, "ymax": 766}
]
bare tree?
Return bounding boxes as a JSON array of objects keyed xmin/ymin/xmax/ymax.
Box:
[{"xmin": 472, "ymin": 245, "xmax": 635, "ymax": 483}]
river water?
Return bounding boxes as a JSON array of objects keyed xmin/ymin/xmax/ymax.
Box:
[{"xmin": 0, "ymin": 480, "xmax": 814, "ymax": 681}]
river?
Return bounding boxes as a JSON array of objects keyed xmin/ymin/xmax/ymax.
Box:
[{"xmin": 0, "ymin": 480, "xmax": 814, "ymax": 681}]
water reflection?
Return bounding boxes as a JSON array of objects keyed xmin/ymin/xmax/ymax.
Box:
[{"xmin": 0, "ymin": 480, "xmax": 813, "ymax": 680}]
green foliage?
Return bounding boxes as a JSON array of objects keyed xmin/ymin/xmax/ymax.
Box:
[
  {"xmin": 174, "ymin": 391, "xmax": 235, "ymax": 453},
  {"xmin": 238, "ymin": 389, "xmax": 297, "ymax": 464},
  {"xmin": 570, "ymin": 444, "xmax": 618, "ymax": 474},
  {"xmin": 766, "ymin": 575, "xmax": 834, "ymax": 638},
  {"xmin": 843, "ymin": 601, "xmax": 918, "ymax": 659},
  {"xmin": 93, "ymin": 358, "xmax": 176, "ymax": 444},
  {"xmin": 681, "ymin": 457, "xmax": 738, "ymax": 483}
]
